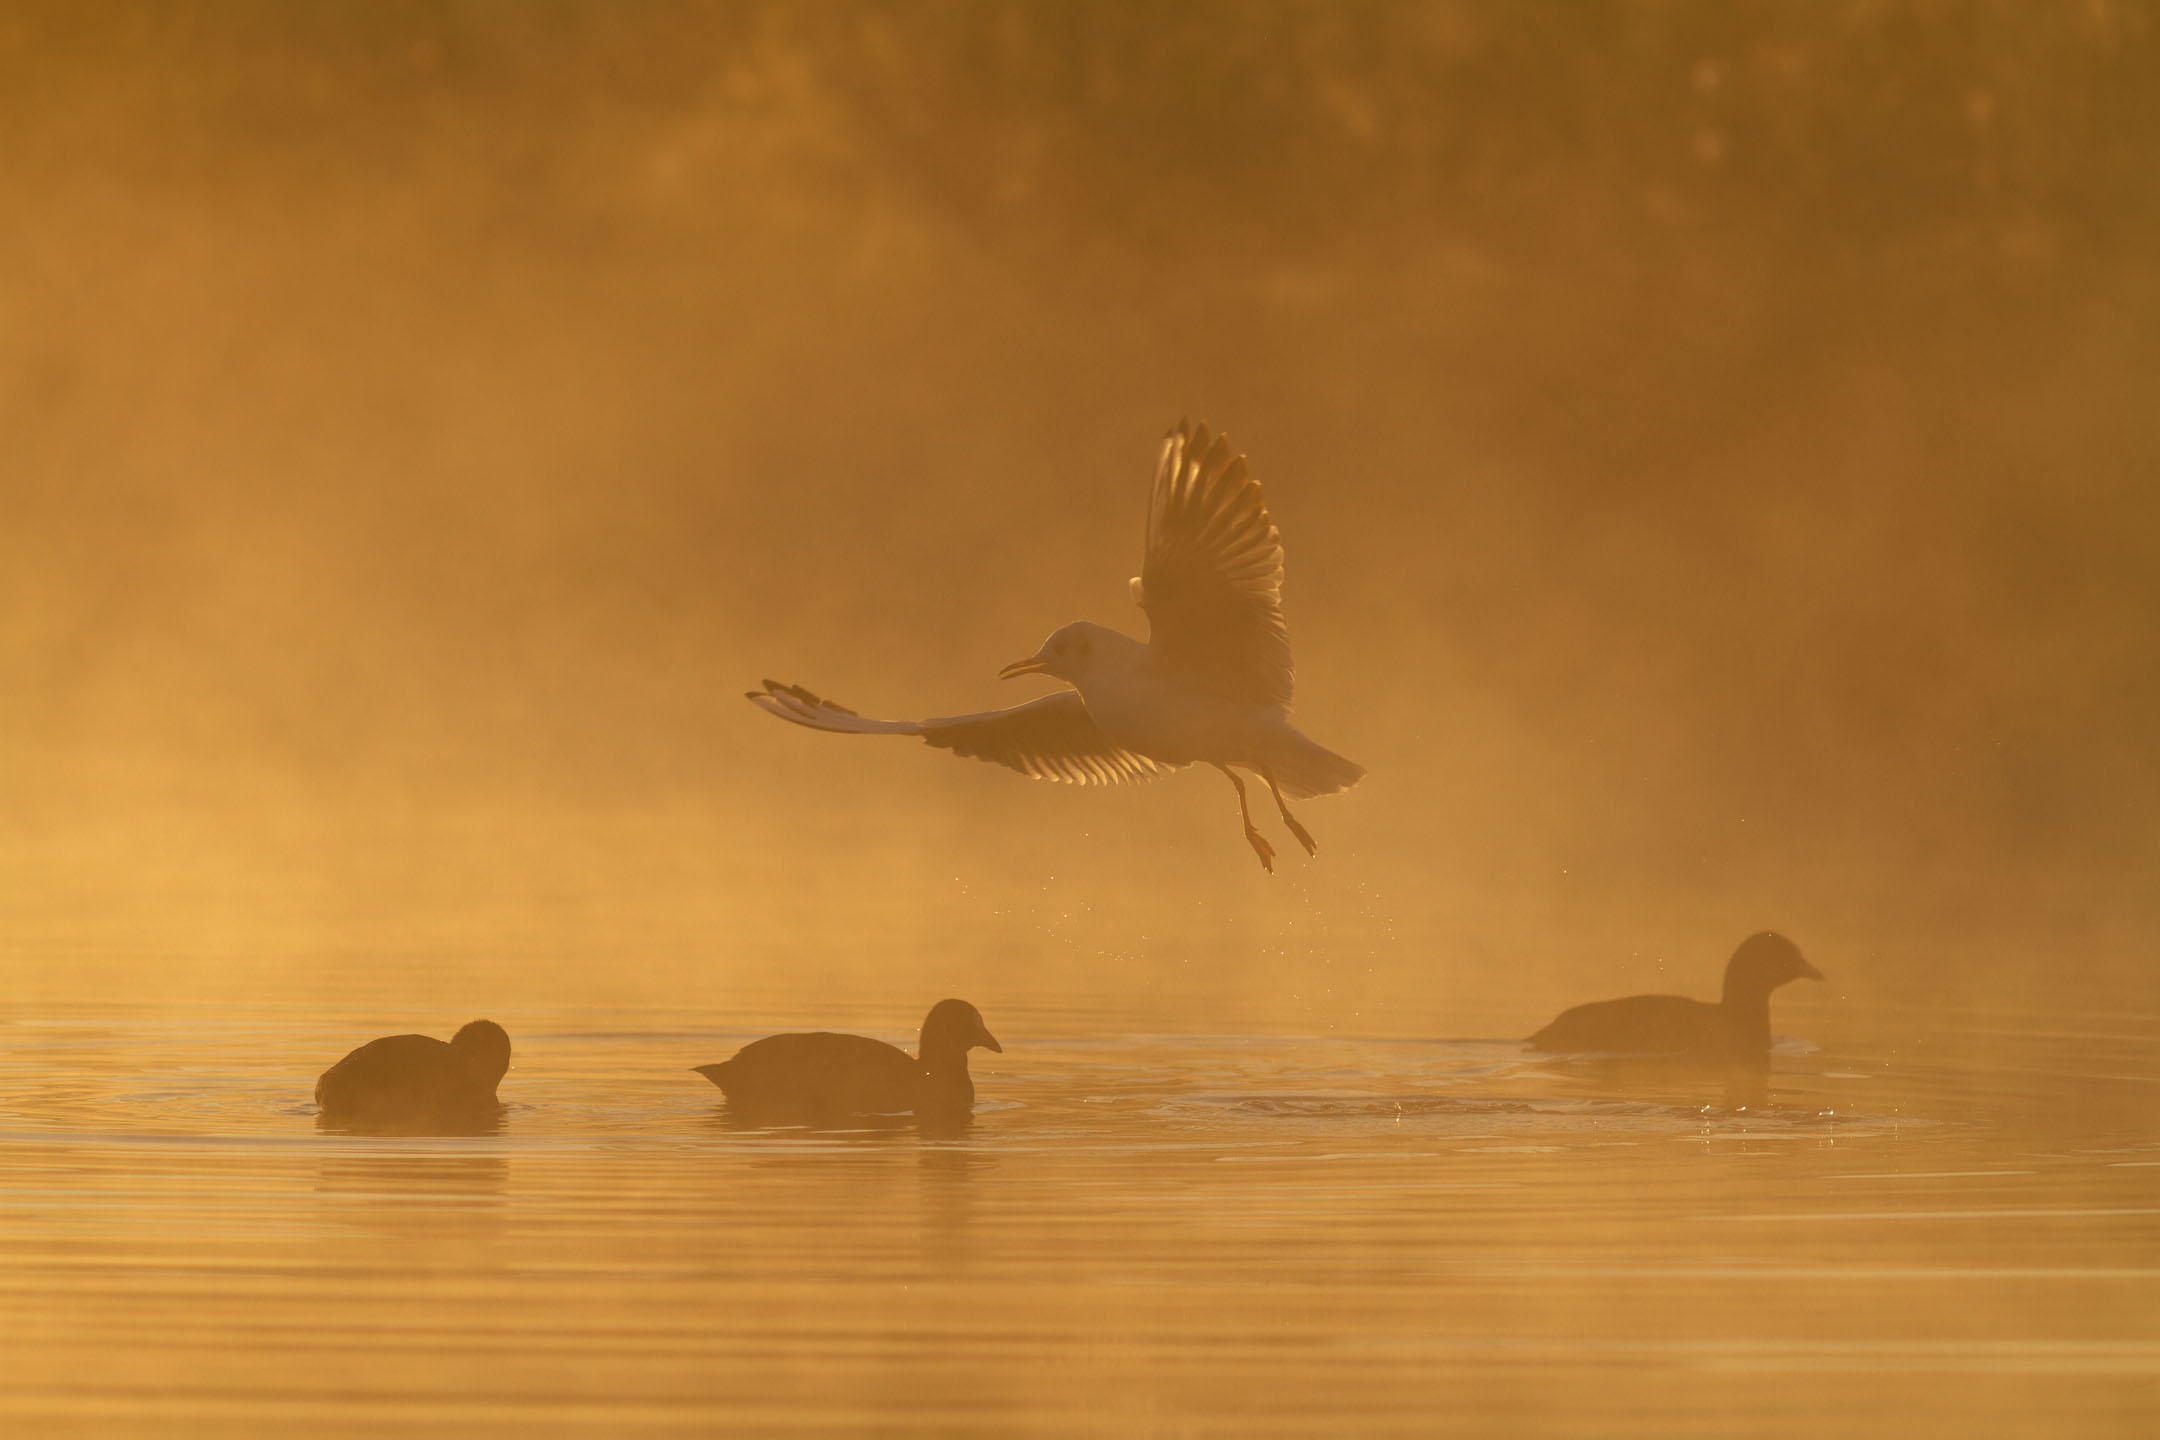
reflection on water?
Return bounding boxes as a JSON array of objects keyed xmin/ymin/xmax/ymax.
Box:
[
  {"xmin": 706, "ymin": 1106, "xmax": 978, "ymax": 1143},
  {"xmin": 0, "ymin": 993, "xmax": 2153, "ymax": 1434},
  {"xmin": 315, "ymin": 1152, "xmax": 509, "ymax": 1204},
  {"xmin": 315, "ymin": 1109, "xmax": 506, "ymax": 1140},
  {"xmin": 714, "ymin": 1110, "xmax": 980, "ymax": 1144},
  {"xmin": 1523, "ymin": 1052, "xmax": 1785, "ymax": 1113}
]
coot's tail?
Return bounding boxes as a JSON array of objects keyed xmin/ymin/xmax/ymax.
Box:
[{"xmin": 1264, "ymin": 730, "xmax": 1365, "ymax": 800}]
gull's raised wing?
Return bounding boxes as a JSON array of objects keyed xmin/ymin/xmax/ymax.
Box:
[
  {"xmin": 747, "ymin": 681, "xmax": 1176, "ymax": 786},
  {"xmin": 1131, "ymin": 420, "xmax": 1293, "ymax": 708}
]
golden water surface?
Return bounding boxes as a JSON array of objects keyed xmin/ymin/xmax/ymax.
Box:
[{"xmin": 2, "ymin": 955, "xmax": 2153, "ymax": 1436}]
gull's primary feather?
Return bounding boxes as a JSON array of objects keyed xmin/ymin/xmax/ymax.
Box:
[{"xmin": 1132, "ymin": 420, "xmax": 1293, "ymax": 709}]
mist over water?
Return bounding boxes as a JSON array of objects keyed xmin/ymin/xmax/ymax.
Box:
[
  {"xmin": 2, "ymin": 5, "xmax": 2157, "ymax": 1434},
  {"xmin": 7, "ymin": 4, "xmax": 2158, "ymax": 1009}
]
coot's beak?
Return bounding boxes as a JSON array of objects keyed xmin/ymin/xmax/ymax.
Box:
[
  {"xmin": 1798, "ymin": 959, "xmax": 1826, "ymax": 981},
  {"xmin": 998, "ymin": 653, "xmax": 1049, "ymax": 680},
  {"xmin": 978, "ymin": 1023, "xmax": 1003, "ymax": 1053}
]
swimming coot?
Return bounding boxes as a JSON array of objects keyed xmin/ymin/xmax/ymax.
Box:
[
  {"xmin": 693, "ymin": 999, "xmax": 1001, "ymax": 1124},
  {"xmin": 315, "ymin": 1019, "xmax": 512, "ymax": 1131},
  {"xmin": 1526, "ymin": 932, "xmax": 1823, "ymax": 1059}
]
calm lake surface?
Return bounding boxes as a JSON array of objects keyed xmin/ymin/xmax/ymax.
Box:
[{"xmin": 1, "ymin": 970, "xmax": 2154, "ymax": 1436}]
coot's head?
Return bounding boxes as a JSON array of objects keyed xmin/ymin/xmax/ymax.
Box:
[
  {"xmin": 919, "ymin": 999, "xmax": 1002, "ymax": 1062},
  {"xmin": 1721, "ymin": 932, "xmax": 1823, "ymax": 1003},
  {"xmin": 450, "ymin": 1019, "xmax": 513, "ymax": 1086}
]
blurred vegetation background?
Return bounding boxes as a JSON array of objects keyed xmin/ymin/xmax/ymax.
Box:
[{"xmin": 3, "ymin": 2, "xmax": 2155, "ymax": 1026}]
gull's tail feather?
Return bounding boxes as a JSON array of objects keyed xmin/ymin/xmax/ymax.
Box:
[{"xmin": 1265, "ymin": 731, "xmax": 1365, "ymax": 799}]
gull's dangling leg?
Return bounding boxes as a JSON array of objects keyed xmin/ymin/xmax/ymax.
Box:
[
  {"xmin": 1258, "ymin": 767, "xmax": 1317, "ymax": 857},
  {"xmin": 1214, "ymin": 764, "xmax": 1274, "ymax": 872}
]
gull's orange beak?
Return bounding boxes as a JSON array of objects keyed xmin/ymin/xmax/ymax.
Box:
[
  {"xmin": 1798, "ymin": 959, "xmax": 1826, "ymax": 982},
  {"xmin": 977, "ymin": 1022, "xmax": 1002, "ymax": 1054},
  {"xmin": 999, "ymin": 654, "xmax": 1050, "ymax": 680}
]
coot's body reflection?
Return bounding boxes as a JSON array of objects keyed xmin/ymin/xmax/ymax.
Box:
[
  {"xmin": 314, "ymin": 1105, "xmax": 507, "ymax": 1139},
  {"xmin": 1528, "ymin": 1052, "xmax": 1781, "ymax": 1114},
  {"xmin": 708, "ymin": 1107, "xmax": 980, "ymax": 1142},
  {"xmin": 315, "ymin": 1152, "xmax": 510, "ymax": 1203}
]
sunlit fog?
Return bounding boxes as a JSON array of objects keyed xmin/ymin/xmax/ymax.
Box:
[{"xmin": 3, "ymin": 5, "xmax": 2156, "ymax": 1434}]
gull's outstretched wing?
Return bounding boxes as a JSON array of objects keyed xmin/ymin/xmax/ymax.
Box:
[
  {"xmin": 1131, "ymin": 420, "xmax": 1293, "ymax": 708},
  {"xmin": 747, "ymin": 681, "xmax": 1176, "ymax": 786}
]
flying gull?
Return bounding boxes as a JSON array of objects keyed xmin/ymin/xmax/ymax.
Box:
[{"xmin": 748, "ymin": 421, "xmax": 1364, "ymax": 870}]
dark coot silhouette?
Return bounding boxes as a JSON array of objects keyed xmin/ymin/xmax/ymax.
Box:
[
  {"xmin": 1526, "ymin": 932, "xmax": 1824, "ymax": 1060},
  {"xmin": 694, "ymin": 999, "xmax": 1001, "ymax": 1126},
  {"xmin": 315, "ymin": 1019, "xmax": 512, "ymax": 1134}
]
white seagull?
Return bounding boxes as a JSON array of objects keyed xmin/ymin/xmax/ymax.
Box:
[{"xmin": 748, "ymin": 421, "xmax": 1364, "ymax": 870}]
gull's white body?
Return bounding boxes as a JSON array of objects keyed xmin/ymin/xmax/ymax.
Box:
[
  {"xmin": 1055, "ymin": 625, "xmax": 1258, "ymax": 763},
  {"xmin": 748, "ymin": 421, "xmax": 1363, "ymax": 869},
  {"xmin": 1039, "ymin": 621, "xmax": 1354, "ymax": 800}
]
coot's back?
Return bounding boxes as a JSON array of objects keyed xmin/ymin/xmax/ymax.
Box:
[
  {"xmin": 1528, "ymin": 995, "xmax": 1726, "ymax": 1055},
  {"xmin": 696, "ymin": 1031, "xmax": 926, "ymax": 1122}
]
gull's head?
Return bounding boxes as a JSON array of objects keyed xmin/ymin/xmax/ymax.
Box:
[{"xmin": 999, "ymin": 622, "xmax": 1122, "ymax": 685}]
